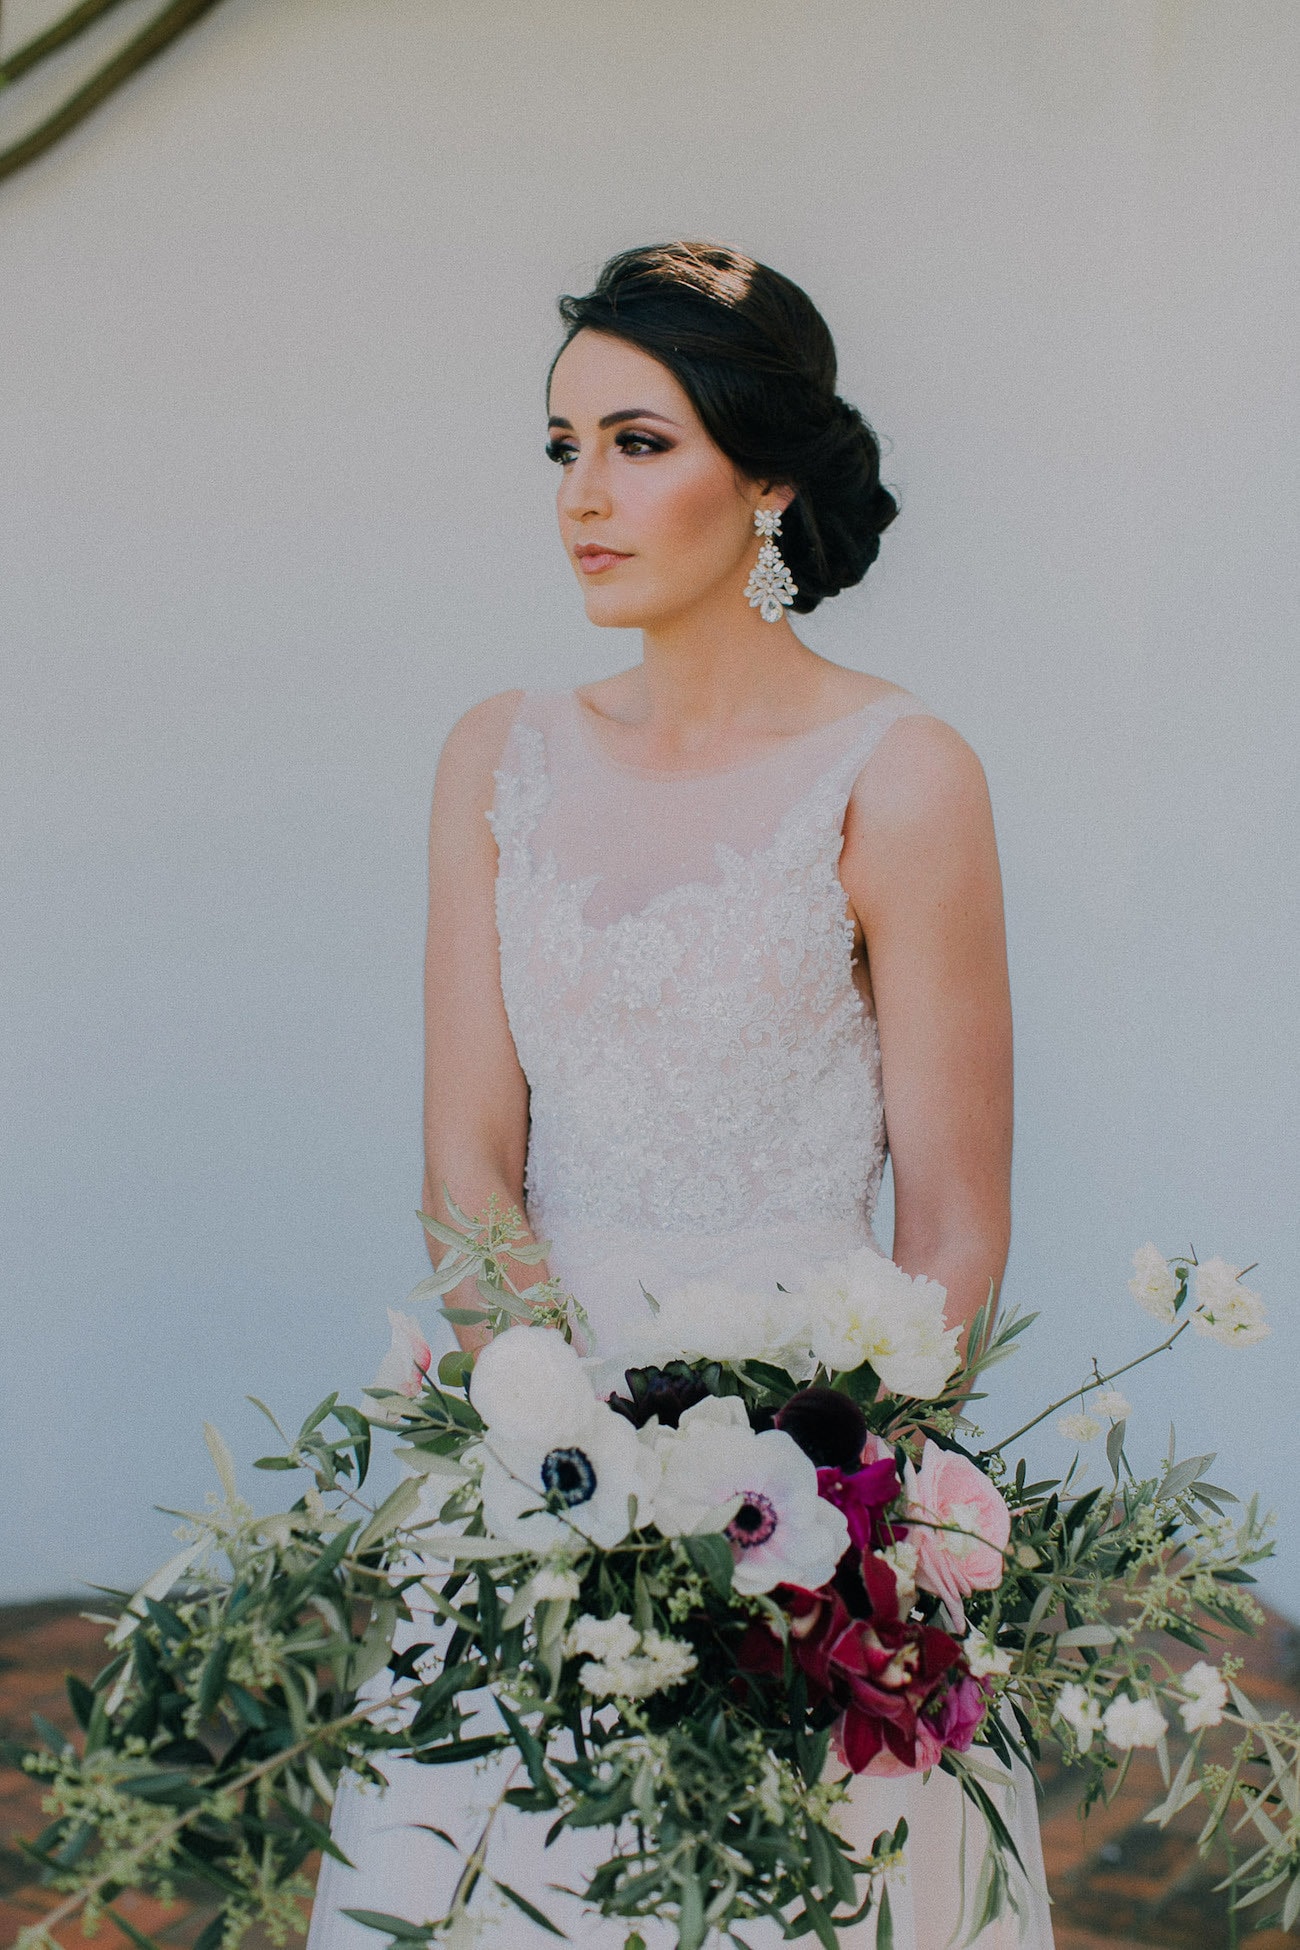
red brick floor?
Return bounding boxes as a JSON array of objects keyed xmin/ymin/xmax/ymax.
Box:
[{"xmin": 3, "ymin": 1598, "xmax": 1298, "ymax": 1948}]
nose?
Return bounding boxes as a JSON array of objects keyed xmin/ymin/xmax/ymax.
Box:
[{"xmin": 557, "ymin": 446, "xmax": 613, "ymax": 523}]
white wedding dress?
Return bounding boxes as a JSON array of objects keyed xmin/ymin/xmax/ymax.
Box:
[{"xmin": 308, "ymin": 689, "xmax": 1054, "ymax": 1950}]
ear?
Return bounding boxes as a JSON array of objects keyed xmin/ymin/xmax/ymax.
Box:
[{"xmin": 752, "ymin": 482, "xmax": 796, "ymax": 519}]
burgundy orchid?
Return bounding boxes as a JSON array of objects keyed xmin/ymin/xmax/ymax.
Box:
[{"xmin": 737, "ymin": 1550, "xmax": 971, "ymax": 1777}]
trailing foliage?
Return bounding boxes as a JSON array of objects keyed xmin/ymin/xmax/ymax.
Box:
[{"xmin": 10, "ymin": 1219, "xmax": 1296, "ymax": 1948}]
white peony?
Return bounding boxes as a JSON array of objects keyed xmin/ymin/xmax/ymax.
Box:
[
  {"xmin": 1055, "ymin": 1682, "xmax": 1104, "ymax": 1753},
  {"xmin": 1103, "ymin": 1693, "xmax": 1168, "ymax": 1750},
  {"xmin": 963, "ymin": 1629, "xmax": 1013, "ymax": 1680},
  {"xmin": 1178, "ymin": 1661, "xmax": 1229, "ymax": 1732},
  {"xmin": 471, "ymin": 1333, "xmax": 659, "ymax": 1551},
  {"xmin": 1058, "ymin": 1411, "xmax": 1102, "ymax": 1445},
  {"xmin": 1091, "ymin": 1389, "xmax": 1132, "ymax": 1422},
  {"xmin": 1191, "ymin": 1259, "xmax": 1269, "ymax": 1347},
  {"xmin": 652, "ymin": 1395, "xmax": 850, "ymax": 1596},
  {"xmin": 800, "ymin": 1249, "xmax": 960, "ymax": 1398},
  {"xmin": 1128, "ymin": 1243, "xmax": 1179, "ymax": 1323},
  {"xmin": 622, "ymin": 1280, "xmax": 816, "ymax": 1380}
]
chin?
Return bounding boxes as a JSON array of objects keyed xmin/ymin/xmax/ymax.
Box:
[
  {"xmin": 580, "ymin": 577, "xmax": 709, "ymax": 633},
  {"xmin": 581, "ymin": 589, "xmax": 661, "ymax": 630}
]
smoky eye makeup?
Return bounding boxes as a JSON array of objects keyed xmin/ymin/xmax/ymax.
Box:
[
  {"xmin": 615, "ymin": 428, "xmax": 672, "ymax": 455},
  {"xmin": 545, "ymin": 427, "xmax": 673, "ymax": 464}
]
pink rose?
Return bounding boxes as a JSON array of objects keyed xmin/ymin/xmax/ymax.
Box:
[
  {"xmin": 373, "ymin": 1307, "xmax": 433, "ymax": 1402},
  {"xmin": 902, "ymin": 1442, "xmax": 1010, "ymax": 1633}
]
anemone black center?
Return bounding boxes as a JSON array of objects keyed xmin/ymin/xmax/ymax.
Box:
[
  {"xmin": 726, "ymin": 1490, "xmax": 778, "ymax": 1550},
  {"xmin": 541, "ymin": 1446, "xmax": 597, "ymax": 1507}
]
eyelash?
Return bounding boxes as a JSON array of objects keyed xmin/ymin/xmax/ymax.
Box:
[{"xmin": 545, "ymin": 431, "xmax": 670, "ymax": 465}]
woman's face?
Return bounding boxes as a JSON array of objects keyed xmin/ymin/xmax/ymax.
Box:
[{"xmin": 546, "ymin": 329, "xmax": 789, "ymax": 630}]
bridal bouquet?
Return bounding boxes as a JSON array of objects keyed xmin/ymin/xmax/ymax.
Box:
[{"xmin": 13, "ymin": 1204, "xmax": 1296, "ymax": 1950}]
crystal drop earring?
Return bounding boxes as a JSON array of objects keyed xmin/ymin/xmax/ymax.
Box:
[{"xmin": 744, "ymin": 508, "xmax": 798, "ymax": 622}]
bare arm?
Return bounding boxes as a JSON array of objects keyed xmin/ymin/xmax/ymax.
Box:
[
  {"xmin": 422, "ymin": 689, "xmax": 543, "ymax": 1352},
  {"xmin": 840, "ymin": 716, "xmax": 1013, "ymax": 1339}
]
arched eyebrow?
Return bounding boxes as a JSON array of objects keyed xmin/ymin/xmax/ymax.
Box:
[{"xmin": 546, "ymin": 409, "xmax": 682, "ymax": 431}]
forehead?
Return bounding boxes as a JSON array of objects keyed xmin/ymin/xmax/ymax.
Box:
[{"xmin": 548, "ymin": 329, "xmax": 698, "ymax": 426}]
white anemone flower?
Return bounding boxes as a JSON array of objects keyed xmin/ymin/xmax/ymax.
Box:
[
  {"xmin": 471, "ymin": 1327, "xmax": 658, "ymax": 1550},
  {"xmin": 1191, "ymin": 1259, "xmax": 1269, "ymax": 1347},
  {"xmin": 652, "ymin": 1396, "xmax": 849, "ymax": 1595},
  {"xmin": 470, "ymin": 1326, "xmax": 596, "ymax": 1449},
  {"xmin": 800, "ymin": 1249, "xmax": 960, "ymax": 1398},
  {"xmin": 619, "ymin": 1280, "xmax": 817, "ymax": 1382},
  {"xmin": 1128, "ymin": 1243, "xmax": 1179, "ymax": 1323},
  {"xmin": 479, "ymin": 1406, "xmax": 656, "ymax": 1552}
]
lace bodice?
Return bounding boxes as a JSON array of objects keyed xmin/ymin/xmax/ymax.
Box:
[{"xmin": 487, "ymin": 689, "xmax": 931, "ymax": 1240}]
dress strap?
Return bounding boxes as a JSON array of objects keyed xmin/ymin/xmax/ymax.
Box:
[
  {"xmin": 485, "ymin": 691, "xmax": 558, "ymax": 874},
  {"xmin": 780, "ymin": 691, "xmax": 935, "ymax": 847}
]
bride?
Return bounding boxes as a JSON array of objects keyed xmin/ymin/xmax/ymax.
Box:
[{"xmin": 309, "ymin": 243, "xmax": 1054, "ymax": 1948}]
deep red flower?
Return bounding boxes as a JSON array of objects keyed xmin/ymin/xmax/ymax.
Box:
[{"xmin": 737, "ymin": 1567, "xmax": 966, "ymax": 1776}]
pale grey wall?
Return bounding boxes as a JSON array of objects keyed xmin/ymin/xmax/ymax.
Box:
[{"xmin": 2, "ymin": 0, "xmax": 1297, "ymax": 1608}]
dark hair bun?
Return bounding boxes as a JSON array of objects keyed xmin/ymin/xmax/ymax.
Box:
[{"xmin": 555, "ymin": 243, "xmax": 898, "ymax": 611}]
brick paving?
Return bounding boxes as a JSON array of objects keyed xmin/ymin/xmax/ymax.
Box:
[{"xmin": 3, "ymin": 1597, "xmax": 1298, "ymax": 1948}]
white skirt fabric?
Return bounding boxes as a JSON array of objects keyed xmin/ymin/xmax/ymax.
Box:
[{"xmin": 307, "ymin": 1223, "xmax": 1055, "ymax": 1949}]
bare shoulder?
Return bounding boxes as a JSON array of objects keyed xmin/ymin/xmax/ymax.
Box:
[
  {"xmin": 848, "ymin": 712, "xmax": 995, "ymax": 845},
  {"xmin": 433, "ymin": 689, "xmax": 525, "ymax": 806},
  {"xmin": 428, "ymin": 690, "xmax": 526, "ymax": 872}
]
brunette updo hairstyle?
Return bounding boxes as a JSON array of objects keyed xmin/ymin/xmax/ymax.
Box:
[{"xmin": 553, "ymin": 242, "xmax": 898, "ymax": 612}]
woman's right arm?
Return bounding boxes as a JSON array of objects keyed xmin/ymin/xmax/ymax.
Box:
[{"xmin": 422, "ymin": 689, "xmax": 538, "ymax": 1353}]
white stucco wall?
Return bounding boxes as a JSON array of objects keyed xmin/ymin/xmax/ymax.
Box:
[{"xmin": 2, "ymin": 0, "xmax": 1297, "ymax": 1608}]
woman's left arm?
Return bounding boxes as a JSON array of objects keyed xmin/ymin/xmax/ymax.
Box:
[{"xmin": 840, "ymin": 715, "xmax": 1013, "ymax": 1338}]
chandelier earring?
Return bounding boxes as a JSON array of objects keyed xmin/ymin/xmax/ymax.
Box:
[{"xmin": 744, "ymin": 507, "xmax": 798, "ymax": 622}]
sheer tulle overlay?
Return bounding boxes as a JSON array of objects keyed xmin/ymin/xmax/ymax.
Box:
[{"xmin": 308, "ymin": 690, "xmax": 1054, "ymax": 1948}]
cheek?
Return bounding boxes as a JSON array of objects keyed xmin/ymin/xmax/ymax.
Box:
[{"xmin": 630, "ymin": 456, "xmax": 745, "ymax": 562}]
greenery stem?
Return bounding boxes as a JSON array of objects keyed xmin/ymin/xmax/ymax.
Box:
[
  {"xmin": 980, "ymin": 1319, "xmax": 1189, "ymax": 1456},
  {"xmin": 21, "ymin": 1691, "xmax": 413, "ymax": 1944}
]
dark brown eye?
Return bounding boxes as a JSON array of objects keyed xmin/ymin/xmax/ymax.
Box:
[
  {"xmin": 616, "ymin": 431, "xmax": 670, "ymax": 456},
  {"xmin": 545, "ymin": 438, "xmax": 578, "ymax": 465}
]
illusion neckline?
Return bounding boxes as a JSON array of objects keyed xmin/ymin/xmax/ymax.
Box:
[{"xmin": 567, "ymin": 687, "xmax": 907, "ymax": 784}]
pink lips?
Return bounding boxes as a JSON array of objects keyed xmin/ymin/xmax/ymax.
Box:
[{"xmin": 575, "ymin": 547, "xmax": 631, "ymax": 575}]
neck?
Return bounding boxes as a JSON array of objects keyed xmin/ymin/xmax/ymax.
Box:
[{"xmin": 633, "ymin": 584, "xmax": 821, "ymax": 735}]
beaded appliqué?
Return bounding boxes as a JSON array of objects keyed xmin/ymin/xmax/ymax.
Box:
[{"xmin": 487, "ymin": 702, "xmax": 920, "ymax": 1239}]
